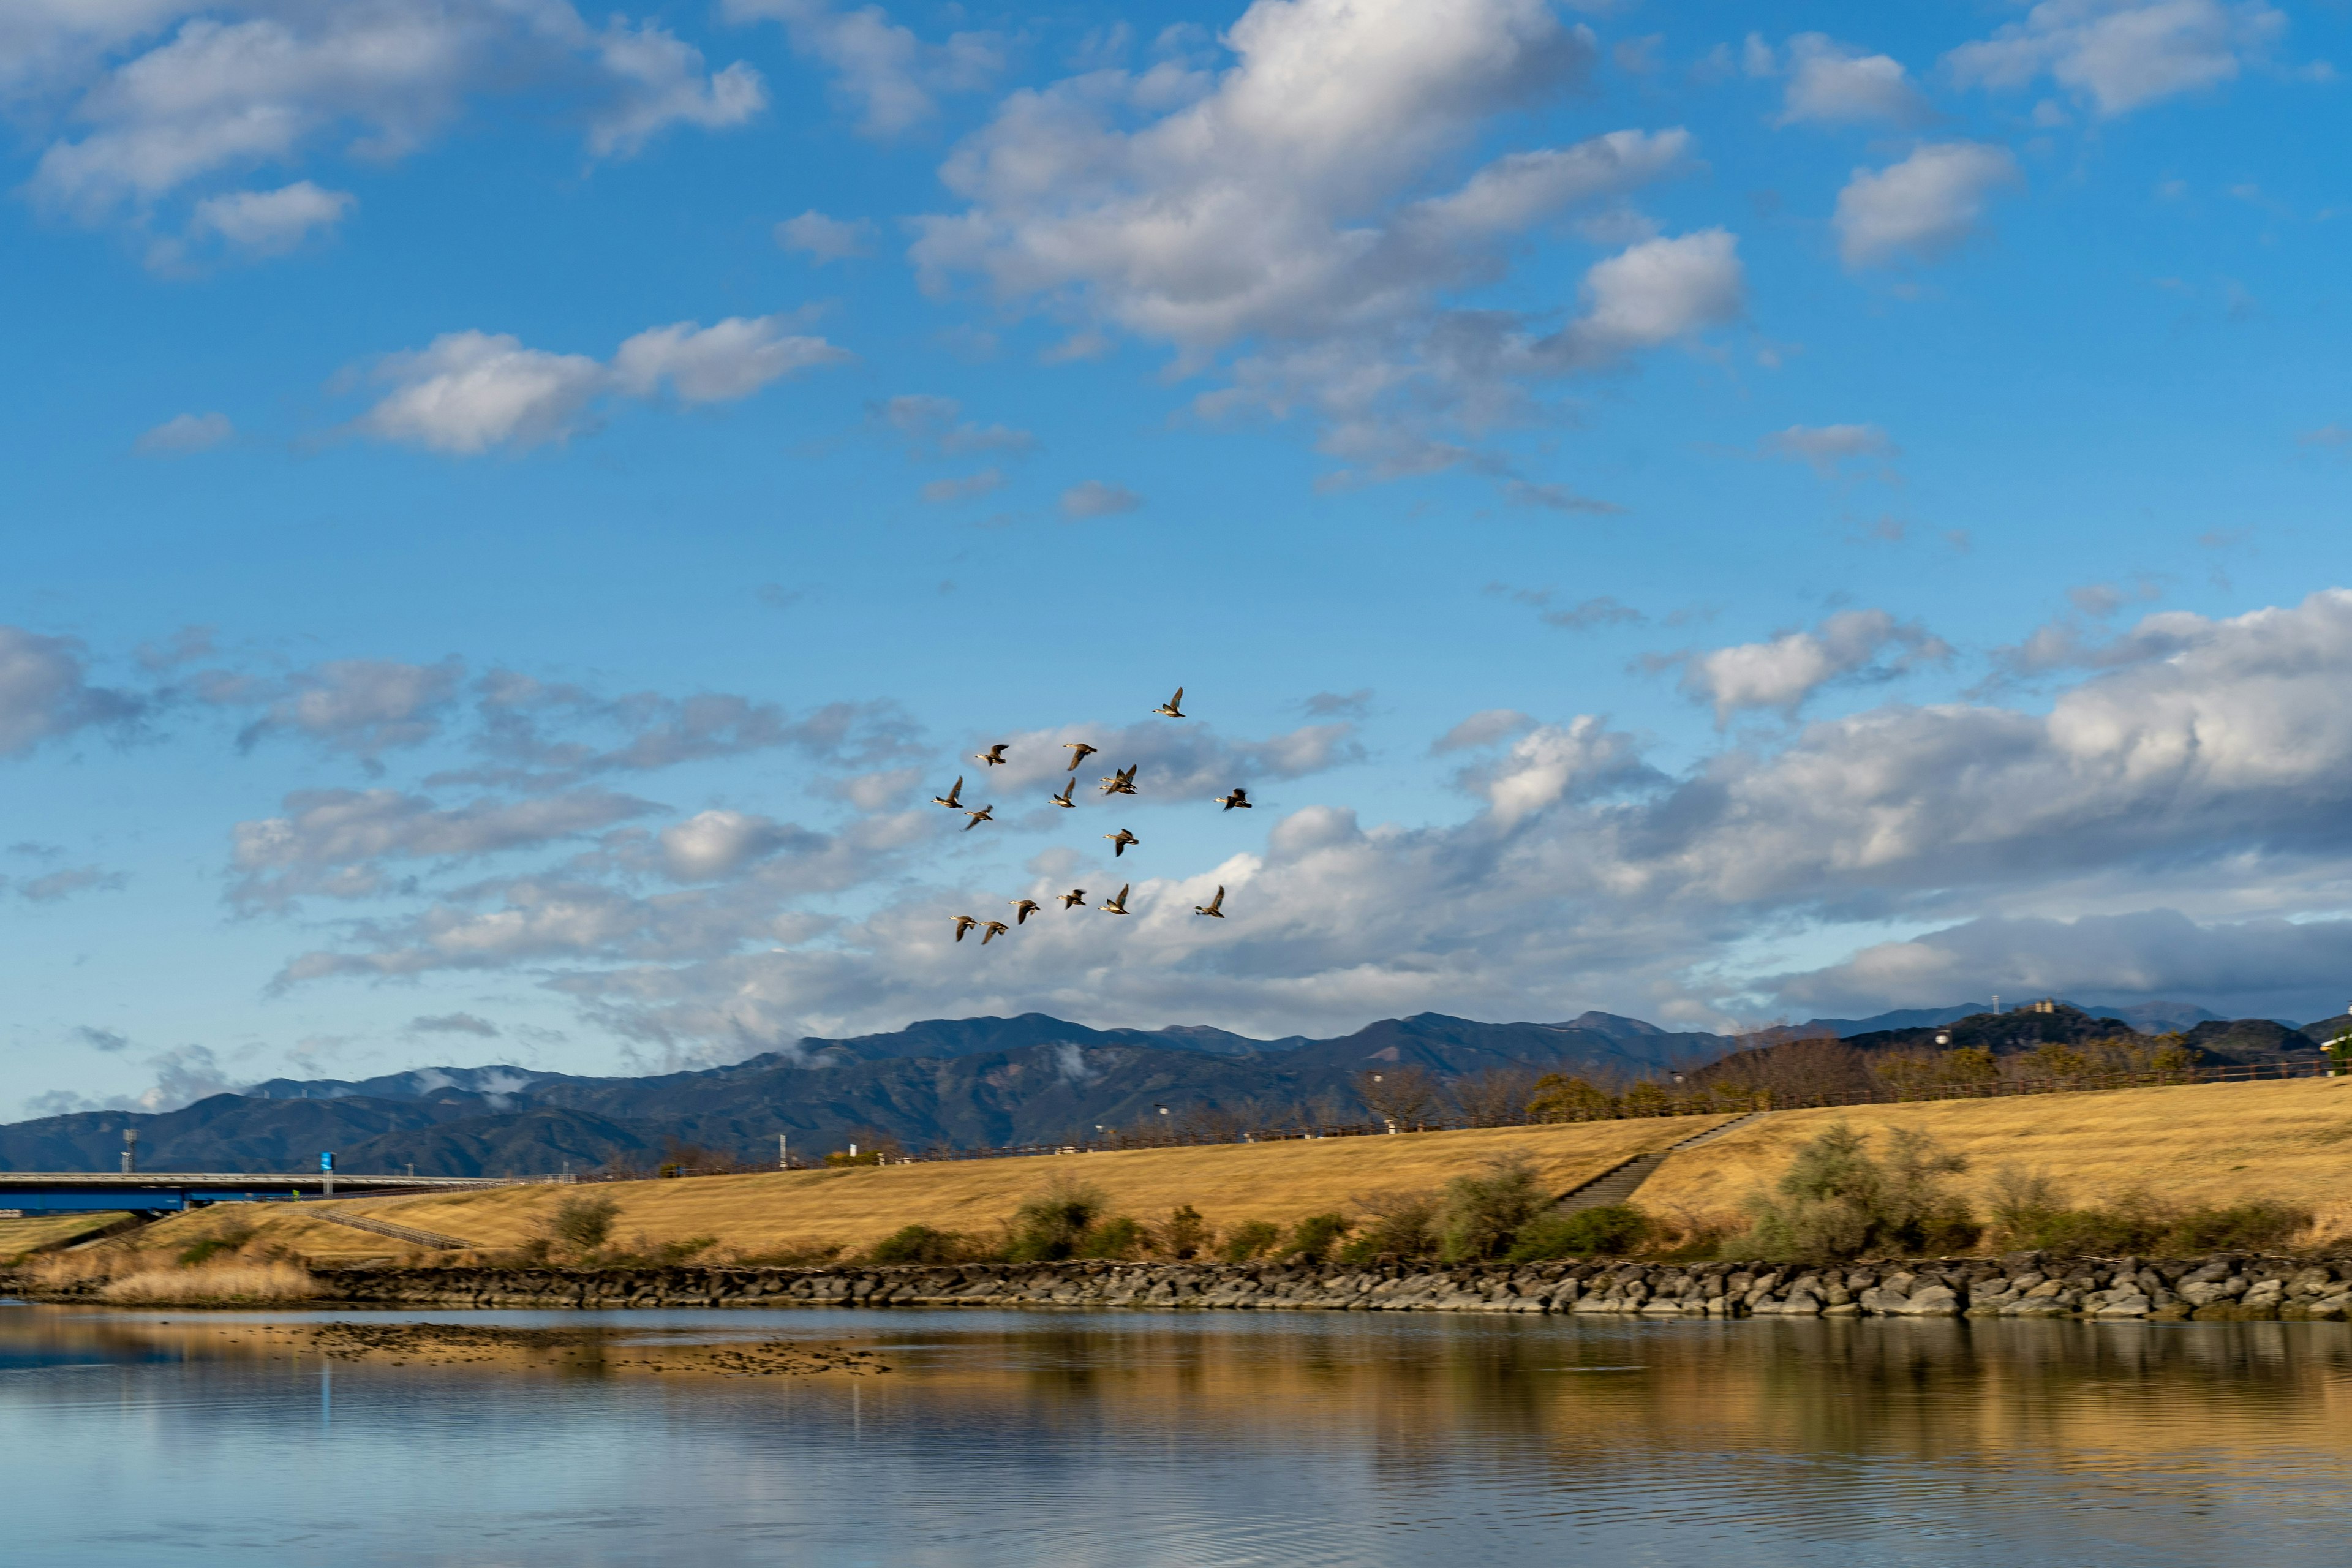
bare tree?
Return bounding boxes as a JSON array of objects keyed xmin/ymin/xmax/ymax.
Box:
[
  {"xmin": 1449, "ymin": 1066, "xmax": 1542, "ymax": 1126},
  {"xmin": 1354, "ymin": 1065, "xmax": 1444, "ymax": 1127}
]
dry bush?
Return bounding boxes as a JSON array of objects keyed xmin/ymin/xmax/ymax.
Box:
[
  {"xmin": 1353, "ymin": 1066, "xmax": 1444, "ymax": 1126},
  {"xmin": 100, "ymin": 1262, "xmax": 318, "ymax": 1305},
  {"xmin": 2290, "ymin": 1200, "xmax": 2352, "ymax": 1253},
  {"xmin": 1450, "ymin": 1067, "xmax": 1542, "ymax": 1128}
]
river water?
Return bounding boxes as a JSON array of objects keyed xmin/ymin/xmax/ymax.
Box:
[{"xmin": 4, "ymin": 1303, "xmax": 2349, "ymax": 1566}]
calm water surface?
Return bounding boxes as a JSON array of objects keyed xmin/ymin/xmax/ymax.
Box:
[{"xmin": 4, "ymin": 1303, "xmax": 2348, "ymax": 1567}]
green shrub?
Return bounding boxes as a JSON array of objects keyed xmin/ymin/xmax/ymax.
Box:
[
  {"xmin": 1505, "ymin": 1204, "xmax": 1651, "ymax": 1262},
  {"xmin": 1220, "ymin": 1220, "xmax": 1281, "ymax": 1262},
  {"xmin": 1283, "ymin": 1212, "xmax": 1352, "ymax": 1263},
  {"xmin": 1734, "ymin": 1123, "xmax": 1979, "ymax": 1262},
  {"xmin": 2166, "ymin": 1200, "xmax": 2311, "ymax": 1252},
  {"xmin": 1006, "ymin": 1178, "xmax": 1110, "ymax": 1262},
  {"xmin": 176, "ymin": 1227, "xmax": 254, "ymax": 1269},
  {"xmin": 1339, "ymin": 1189, "xmax": 1442, "ymax": 1262},
  {"xmin": 1987, "ymin": 1170, "xmax": 2311, "ymax": 1255},
  {"xmin": 1527, "ymin": 1075, "xmax": 1616, "ymax": 1123},
  {"xmin": 869, "ymin": 1224, "xmax": 965, "ymax": 1264},
  {"xmin": 546, "ymin": 1195, "xmax": 621, "ymax": 1252},
  {"xmin": 1156, "ymin": 1204, "xmax": 1211, "ymax": 1259},
  {"xmin": 1438, "ymin": 1152, "xmax": 1550, "ymax": 1263},
  {"xmin": 1076, "ymin": 1215, "xmax": 1148, "ymax": 1259}
]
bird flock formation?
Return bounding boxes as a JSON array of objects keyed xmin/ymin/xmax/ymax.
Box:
[{"xmin": 938, "ymin": 687, "xmax": 1245, "ymax": 945}]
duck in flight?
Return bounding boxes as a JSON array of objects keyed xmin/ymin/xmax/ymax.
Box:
[
  {"xmin": 975, "ymin": 743, "xmax": 1009, "ymax": 767},
  {"xmin": 1058, "ymin": 888, "xmax": 1087, "ymax": 909},
  {"xmin": 1154, "ymin": 687, "xmax": 1185, "ymax": 718},
  {"xmin": 1098, "ymin": 763, "xmax": 1138, "ymax": 797},
  {"xmin": 952, "ymin": 915, "xmax": 978, "ymax": 941},
  {"xmin": 980, "ymin": 920, "xmax": 1010, "ymax": 944},
  {"xmin": 1215, "ymin": 786, "xmax": 1251, "ymax": 811},
  {"xmin": 1194, "ymin": 886, "xmax": 1226, "ymax": 918},
  {"xmin": 933, "ymin": 776, "xmax": 965, "ymax": 809},
  {"xmin": 1049, "ymin": 779, "xmax": 1076, "ymax": 809},
  {"xmin": 1009, "ymin": 898, "xmax": 1041, "ymax": 925},
  {"xmin": 1104, "ymin": 827, "xmax": 1138, "ymax": 857},
  {"xmin": 1101, "ymin": 884, "xmax": 1131, "ymax": 914},
  {"xmin": 963, "ymin": 805, "xmax": 995, "ymax": 831},
  {"xmin": 1063, "ymin": 742, "xmax": 1097, "ymax": 771}
]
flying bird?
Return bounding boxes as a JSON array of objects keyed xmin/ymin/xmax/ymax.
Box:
[
  {"xmin": 1059, "ymin": 888, "xmax": 1087, "ymax": 909},
  {"xmin": 1154, "ymin": 687, "xmax": 1185, "ymax": 718},
  {"xmin": 963, "ymin": 805, "xmax": 995, "ymax": 831},
  {"xmin": 980, "ymin": 920, "xmax": 1010, "ymax": 944},
  {"xmin": 952, "ymin": 915, "xmax": 978, "ymax": 941},
  {"xmin": 1194, "ymin": 886, "xmax": 1226, "ymax": 918},
  {"xmin": 1101, "ymin": 884, "xmax": 1131, "ymax": 914},
  {"xmin": 1009, "ymin": 898, "xmax": 1041, "ymax": 925},
  {"xmin": 1104, "ymin": 828, "xmax": 1138, "ymax": 857},
  {"xmin": 1063, "ymin": 742, "xmax": 1098, "ymax": 771},
  {"xmin": 933, "ymin": 776, "xmax": 965, "ymax": 809},
  {"xmin": 1098, "ymin": 764, "xmax": 1137, "ymax": 796},
  {"xmin": 976, "ymin": 743, "xmax": 1009, "ymax": 766},
  {"xmin": 1049, "ymin": 779, "xmax": 1076, "ymax": 809},
  {"xmin": 1215, "ymin": 786, "xmax": 1251, "ymax": 811}
]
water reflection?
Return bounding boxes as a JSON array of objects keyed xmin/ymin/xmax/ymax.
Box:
[{"xmin": 4, "ymin": 1304, "xmax": 2348, "ymax": 1567}]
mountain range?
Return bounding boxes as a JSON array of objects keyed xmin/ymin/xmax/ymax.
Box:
[{"xmin": 3, "ymin": 1001, "xmax": 2320, "ymax": 1178}]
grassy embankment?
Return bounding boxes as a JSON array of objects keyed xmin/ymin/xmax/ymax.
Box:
[
  {"xmin": 60, "ymin": 1076, "xmax": 2352, "ymax": 1267},
  {"xmin": 111, "ymin": 1117, "xmax": 1728, "ymax": 1264},
  {"xmin": 0, "ymin": 1212, "xmax": 136, "ymax": 1256}
]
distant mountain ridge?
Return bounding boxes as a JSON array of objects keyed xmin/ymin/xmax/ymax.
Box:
[{"xmin": 2, "ymin": 1001, "xmax": 2302, "ymax": 1178}]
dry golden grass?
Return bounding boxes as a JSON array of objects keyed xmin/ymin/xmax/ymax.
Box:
[
  {"xmin": 122, "ymin": 1117, "xmax": 1727, "ymax": 1261},
  {"xmin": 1635, "ymin": 1076, "xmax": 2352, "ymax": 1224},
  {"xmin": 0, "ymin": 1211, "xmax": 136, "ymax": 1259},
  {"xmin": 98, "ymin": 1261, "xmax": 318, "ymax": 1305}
]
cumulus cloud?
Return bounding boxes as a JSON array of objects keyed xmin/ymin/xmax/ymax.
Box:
[
  {"xmin": 354, "ymin": 317, "xmax": 847, "ymax": 454},
  {"xmin": 1834, "ymin": 141, "xmax": 2021, "ymax": 268},
  {"xmin": 878, "ymin": 395, "xmax": 1035, "ymax": 457},
  {"xmin": 135, "ymin": 411, "xmax": 232, "ymax": 454},
  {"xmin": 1776, "ymin": 33, "xmax": 1932, "ymax": 125},
  {"xmin": 187, "ymin": 180, "xmax": 353, "ymax": 255},
  {"xmin": 1987, "ymin": 606, "xmax": 2210, "ymax": 680},
  {"xmin": 1946, "ymin": 0, "xmax": 2288, "ymax": 117},
  {"xmin": 776, "ymin": 209, "xmax": 876, "ymax": 263},
  {"xmin": 258, "ymin": 588, "xmax": 2352, "ymax": 1041},
  {"xmin": 723, "ymin": 0, "xmax": 1001, "ymax": 135},
  {"xmin": 658, "ymin": 810, "xmax": 797, "ymax": 881},
  {"xmin": 910, "ymin": 0, "xmax": 1723, "ymax": 483},
  {"xmin": 229, "ymin": 786, "xmax": 659, "ymax": 907},
  {"xmin": 1762, "ymin": 423, "xmax": 1899, "ymax": 476},
  {"xmin": 1671, "ymin": 609, "xmax": 1953, "ymax": 723},
  {"xmin": 233, "ymin": 657, "xmax": 464, "ymax": 761},
  {"xmin": 17, "ymin": 2, "xmax": 766, "ymax": 236},
  {"xmin": 1433, "ymin": 708, "xmax": 1536, "ymax": 753},
  {"xmin": 1060, "ymin": 480, "xmax": 1142, "ymax": 518},
  {"xmin": 0, "ymin": 627, "xmax": 146, "ymax": 756}
]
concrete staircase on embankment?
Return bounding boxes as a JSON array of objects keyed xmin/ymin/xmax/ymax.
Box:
[{"xmin": 1551, "ymin": 1110, "xmax": 1770, "ymax": 1213}]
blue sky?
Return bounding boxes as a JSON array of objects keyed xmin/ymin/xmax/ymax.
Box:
[{"xmin": 4, "ymin": 0, "xmax": 2351, "ymax": 1115}]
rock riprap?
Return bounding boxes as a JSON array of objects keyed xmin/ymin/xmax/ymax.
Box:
[{"xmin": 26, "ymin": 1253, "xmax": 2335, "ymax": 1320}]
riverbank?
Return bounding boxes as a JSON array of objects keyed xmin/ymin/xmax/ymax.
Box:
[{"xmin": 13, "ymin": 1253, "xmax": 2350, "ymax": 1319}]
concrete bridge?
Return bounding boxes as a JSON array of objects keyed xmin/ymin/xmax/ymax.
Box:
[{"xmin": 0, "ymin": 1172, "xmax": 546, "ymax": 1214}]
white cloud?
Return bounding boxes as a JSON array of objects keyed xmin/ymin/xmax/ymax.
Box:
[
  {"xmin": 18, "ymin": 2, "xmax": 766, "ymax": 233},
  {"xmin": 1554, "ymin": 228, "xmax": 1744, "ymax": 363},
  {"xmin": 919, "ymin": 469, "xmax": 1006, "ymax": 504},
  {"xmin": 1672, "ymin": 609, "xmax": 1952, "ymax": 723},
  {"xmin": 257, "ymin": 589, "xmax": 2352, "ymax": 1041},
  {"xmin": 1946, "ymin": 0, "xmax": 2288, "ymax": 117},
  {"xmin": 1432, "ymin": 708, "xmax": 1536, "ymax": 753},
  {"xmin": 12, "ymin": 865, "xmax": 128, "ymax": 903},
  {"xmin": 135, "ymin": 410, "xmax": 233, "ymax": 454},
  {"xmin": 355, "ymin": 317, "xmax": 848, "ymax": 454},
  {"xmin": 188, "ymin": 179, "xmax": 352, "ymax": 254},
  {"xmin": 658, "ymin": 809, "xmax": 794, "ymax": 881},
  {"xmin": 1776, "ymin": 33, "xmax": 1932, "ymax": 125},
  {"xmin": 0, "ymin": 627, "xmax": 146, "ymax": 756},
  {"xmin": 723, "ymin": 0, "xmax": 1001, "ymax": 135},
  {"xmin": 233, "ymin": 657, "xmax": 464, "ymax": 759},
  {"xmin": 910, "ymin": 0, "xmax": 1717, "ymax": 483},
  {"xmin": 1061, "ymin": 480, "xmax": 1142, "ymax": 518},
  {"xmin": 879, "ymin": 395, "xmax": 1035, "ymax": 456},
  {"xmin": 1762, "ymin": 423, "xmax": 1899, "ymax": 475},
  {"xmin": 776, "ymin": 209, "xmax": 876, "ymax": 263},
  {"xmin": 588, "ymin": 18, "xmax": 767, "ymax": 156},
  {"xmin": 1834, "ymin": 141, "xmax": 2021, "ymax": 268},
  {"xmin": 611, "ymin": 317, "xmax": 850, "ymax": 404}
]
